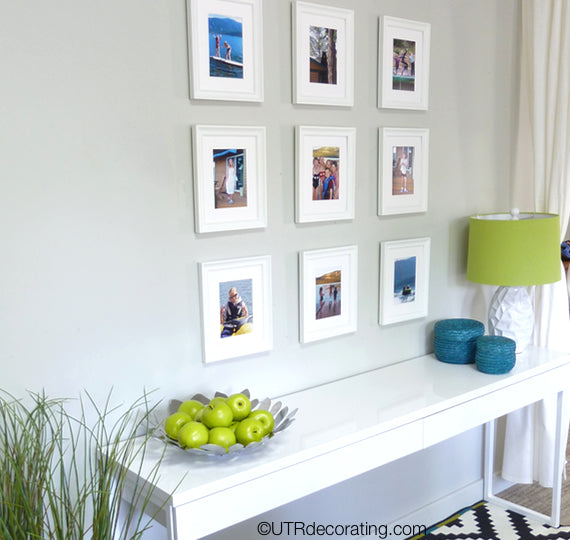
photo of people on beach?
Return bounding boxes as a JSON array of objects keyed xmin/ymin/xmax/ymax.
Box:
[
  {"xmin": 392, "ymin": 38, "xmax": 416, "ymax": 91},
  {"xmin": 315, "ymin": 270, "xmax": 341, "ymax": 320},
  {"xmin": 309, "ymin": 25, "xmax": 338, "ymax": 85},
  {"xmin": 208, "ymin": 14, "xmax": 244, "ymax": 79},
  {"xmin": 212, "ymin": 148, "xmax": 246, "ymax": 209},
  {"xmin": 311, "ymin": 146, "xmax": 339, "ymax": 201},
  {"xmin": 393, "ymin": 256, "xmax": 416, "ymax": 304},
  {"xmin": 392, "ymin": 145, "xmax": 415, "ymax": 196},
  {"xmin": 219, "ymin": 278, "xmax": 253, "ymax": 339}
]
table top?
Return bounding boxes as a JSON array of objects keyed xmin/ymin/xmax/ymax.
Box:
[{"xmin": 128, "ymin": 346, "xmax": 570, "ymax": 508}]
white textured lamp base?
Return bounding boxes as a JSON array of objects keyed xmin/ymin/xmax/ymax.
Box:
[{"xmin": 488, "ymin": 286, "xmax": 534, "ymax": 353}]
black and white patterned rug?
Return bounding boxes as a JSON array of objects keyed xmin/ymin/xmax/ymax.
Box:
[{"xmin": 409, "ymin": 500, "xmax": 570, "ymax": 539}]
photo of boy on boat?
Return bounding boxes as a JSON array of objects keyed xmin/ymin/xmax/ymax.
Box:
[{"xmin": 219, "ymin": 279, "xmax": 253, "ymax": 338}]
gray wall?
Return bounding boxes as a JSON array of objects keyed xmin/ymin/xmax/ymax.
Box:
[{"xmin": 0, "ymin": 0, "xmax": 519, "ymax": 537}]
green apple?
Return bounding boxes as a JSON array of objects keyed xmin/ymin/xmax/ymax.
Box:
[
  {"xmin": 248, "ymin": 410, "xmax": 274, "ymax": 437},
  {"xmin": 164, "ymin": 411, "xmax": 192, "ymax": 440},
  {"xmin": 208, "ymin": 426, "xmax": 236, "ymax": 451},
  {"xmin": 178, "ymin": 399, "xmax": 204, "ymax": 419},
  {"xmin": 202, "ymin": 401, "xmax": 233, "ymax": 428},
  {"xmin": 193, "ymin": 408, "xmax": 205, "ymax": 422},
  {"xmin": 177, "ymin": 421, "xmax": 209, "ymax": 449},
  {"xmin": 235, "ymin": 417, "xmax": 264, "ymax": 446},
  {"xmin": 225, "ymin": 393, "xmax": 251, "ymax": 421},
  {"xmin": 208, "ymin": 396, "xmax": 227, "ymax": 406}
]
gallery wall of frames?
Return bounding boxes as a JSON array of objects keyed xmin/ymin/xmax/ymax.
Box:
[{"xmin": 189, "ymin": 0, "xmax": 432, "ymax": 364}]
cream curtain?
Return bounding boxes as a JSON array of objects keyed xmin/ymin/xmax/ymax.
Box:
[{"xmin": 502, "ymin": 0, "xmax": 570, "ymax": 488}]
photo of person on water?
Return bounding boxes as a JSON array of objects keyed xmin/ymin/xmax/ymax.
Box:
[
  {"xmin": 208, "ymin": 14, "xmax": 244, "ymax": 79},
  {"xmin": 393, "ymin": 256, "xmax": 416, "ymax": 305},
  {"xmin": 219, "ymin": 279, "xmax": 253, "ymax": 338}
]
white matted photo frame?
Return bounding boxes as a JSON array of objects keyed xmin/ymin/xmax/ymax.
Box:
[
  {"xmin": 295, "ymin": 125, "xmax": 356, "ymax": 223},
  {"xmin": 193, "ymin": 125, "xmax": 267, "ymax": 233},
  {"xmin": 199, "ymin": 255, "xmax": 272, "ymax": 363},
  {"xmin": 379, "ymin": 237, "xmax": 430, "ymax": 325},
  {"xmin": 299, "ymin": 245, "xmax": 357, "ymax": 343},
  {"xmin": 379, "ymin": 16, "xmax": 431, "ymax": 110},
  {"xmin": 292, "ymin": 1, "xmax": 354, "ymax": 107},
  {"xmin": 188, "ymin": 0, "xmax": 263, "ymax": 102},
  {"xmin": 378, "ymin": 127, "xmax": 429, "ymax": 216}
]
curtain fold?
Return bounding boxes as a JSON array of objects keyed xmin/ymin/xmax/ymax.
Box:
[{"xmin": 502, "ymin": 0, "xmax": 570, "ymax": 488}]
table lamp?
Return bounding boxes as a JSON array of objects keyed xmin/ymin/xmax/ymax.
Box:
[{"xmin": 466, "ymin": 209, "xmax": 560, "ymax": 353}]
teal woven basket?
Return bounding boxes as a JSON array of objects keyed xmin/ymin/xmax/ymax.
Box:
[
  {"xmin": 433, "ymin": 318, "xmax": 485, "ymax": 364},
  {"xmin": 475, "ymin": 335, "xmax": 516, "ymax": 374}
]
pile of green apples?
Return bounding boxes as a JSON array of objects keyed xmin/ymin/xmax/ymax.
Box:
[{"xmin": 164, "ymin": 392, "xmax": 275, "ymax": 452}]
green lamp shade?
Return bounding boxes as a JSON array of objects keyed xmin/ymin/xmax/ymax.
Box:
[{"xmin": 467, "ymin": 212, "xmax": 560, "ymax": 286}]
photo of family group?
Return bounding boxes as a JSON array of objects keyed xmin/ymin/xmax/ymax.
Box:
[
  {"xmin": 309, "ymin": 25, "xmax": 338, "ymax": 85},
  {"xmin": 393, "ymin": 256, "xmax": 416, "ymax": 304},
  {"xmin": 315, "ymin": 270, "xmax": 341, "ymax": 320},
  {"xmin": 311, "ymin": 146, "xmax": 340, "ymax": 200},
  {"xmin": 213, "ymin": 148, "xmax": 247, "ymax": 209},
  {"xmin": 219, "ymin": 278, "xmax": 253, "ymax": 339},
  {"xmin": 392, "ymin": 38, "xmax": 416, "ymax": 91},
  {"xmin": 208, "ymin": 14, "xmax": 244, "ymax": 78},
  {"xmin": 392, "ymin": 145, "xmax": 415, "ymax": 196}
]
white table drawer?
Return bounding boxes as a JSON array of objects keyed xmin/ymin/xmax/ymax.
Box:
[
  {"xmin": 173, "ymin": 421, "xmax": 423, "ymax": 540},
  {"xmin": 423, "ymin": 366, "xmax": 567, "ymax": 447}
]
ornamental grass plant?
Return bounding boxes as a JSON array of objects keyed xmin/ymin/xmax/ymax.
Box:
[{"xmin": 0, "ymin": 389, "xmax": 172, "ymax": 540}]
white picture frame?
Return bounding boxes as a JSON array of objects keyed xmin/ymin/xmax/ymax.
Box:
[
  {"xmin": 379, "ymin": 16, "xmax": 431, "ymax": 110},
  {"xmin": 193, "ymin": 125, "xmax": 267, "ymax": 233},
  {"xmin": 188, "ymin": 0, "xmax": 264, "ymax": 102},
  {"xmin": 299, "ymin": 245, "xmax": 357, "ymax": 343},
  {"xmin": 378, "ymin": 127, "xmax": 429, "ymax": 216},
  {"xmin": 295, "ymin": 125, "xmax": 356, "ymax": 223},
  {"xmin": 292, "ymin": 1, "xmax": 354, "ymax": 107},
  {"xmin": 379, "ymin": 237, "xmax": 430, "ymax": 325},
  {"xmin": 199, "ymin": 255, "xmax": 272, "ymax": 363}
]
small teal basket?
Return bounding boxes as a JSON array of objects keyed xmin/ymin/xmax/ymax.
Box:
[
  {"xmin": 433, "ymin": 318, "xmax": 485, "ymax": 364},
  {"xmin": 475, "ymin": 335, "xmax": 516, "ymax": 374}
]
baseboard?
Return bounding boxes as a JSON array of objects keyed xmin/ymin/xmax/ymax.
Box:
[{"xmin": 390, "ymin": 480, "xmax": 485, "ymax": 530}]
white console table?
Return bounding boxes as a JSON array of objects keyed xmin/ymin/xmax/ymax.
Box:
[{"xmin": 122, "ymin": 346, "xmax": 570, "ymax": 539}]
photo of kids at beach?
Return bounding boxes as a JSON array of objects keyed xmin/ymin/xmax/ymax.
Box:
[
  {"xmin": 315, "ymin": 270, "xmax": 341, "ymax": 320},
  {"xmin": 311, "ymin": 146, "xmax": 340, "ymax": 201}
]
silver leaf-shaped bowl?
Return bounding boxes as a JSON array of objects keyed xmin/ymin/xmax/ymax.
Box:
[{"xmin": 156, "ymin": 389, "xmax": 297, "ymax": 457}]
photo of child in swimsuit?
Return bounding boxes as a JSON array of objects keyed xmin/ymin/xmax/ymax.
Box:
[{"xmin": 311, "ymin": 146, "xmax": 340, "ymax": 201}]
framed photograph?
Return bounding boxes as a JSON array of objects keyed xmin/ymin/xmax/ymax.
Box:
[
  {"xmin": 193, "ymin": 125, "xmax": 267, "ymax": 233},
  {"xmin": 188, "ymin": 0, "xmax": 263, "ymax": 102},
  {"xmin": 295, "ymin": 125, "xmax": 356, "ymax": 223},
  {"xmin": 379, "ymin": 16, "xmax": 431, "ymax": 110},
  {"xmin": 378, "ymin": 127, "xmax": 429, "ymax": 216},
  {"xmin": 292, "ymin": 1, "xmax": 354, "ymax": 107},
  {"xmin": 379, "ymin": 238, "xmax": 430, "ymax": 325},
  {"xmin": 299, "ymin": 245, "xmax": 357, "ymax": 343},
  {"xmin": 199, "ymin": 255, "xmax": 272, "ymax": 363}
]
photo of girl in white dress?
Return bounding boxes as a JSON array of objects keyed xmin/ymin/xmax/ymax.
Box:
[{"xmin": 212, "ymin": 149, "xmax": 247, "ymax": 208}]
